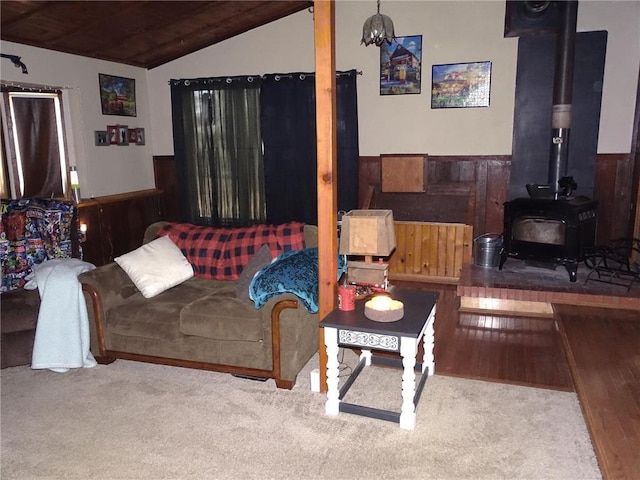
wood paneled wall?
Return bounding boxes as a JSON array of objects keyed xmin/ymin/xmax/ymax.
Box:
[
  {"xmin": 153, "ymin": 156, "xmax": 180, "ymax": 222},
  {"xmin": 361, "ymin": 153, "xmax": 634, "ymax": 246},
  {"xmin": 361, "ymin": 155, "xmax": 511, "ymax": 238},
  {"xmin": 77, "ymin": 189, "xmax": 163, "ymax": 267},
  {"xmin": 594, "ymin": 154, "xmax": 634, "ymax": 245},
  {"xmin": 137, "ymin": 153, "xmax": 633, "ymax": 271},
  {"xmin": 388, "ymin": 221, "xmax": 473, "ymax": 283}
]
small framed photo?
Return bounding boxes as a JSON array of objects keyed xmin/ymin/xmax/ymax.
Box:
[
  {"xmin": 118, "ymin": 125, "xmax": 129, "ymax": 145},
  {"xmin": 431, "ymin": 61, "xmax": 492, "ymax": 108},
  {"xmin": 94, "ymin": 130, "xmax": 109, "ymax": 146},
  {"xmin": 135, "ymin": 128, "xmax": 145, "ymax": 145},
  {"xmin": 128, "ymin": 128, "xmax": 138, "ymax": 144},
  {"xmin": 107, "ymin": 125, "xmax": 119, "ymax": 145}
]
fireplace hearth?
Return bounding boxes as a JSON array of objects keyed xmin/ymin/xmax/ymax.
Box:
[{"xmin": 499, "ymin": 195, "xmax": 598, "ymax": 282}]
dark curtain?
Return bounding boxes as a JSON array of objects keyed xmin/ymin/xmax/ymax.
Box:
[
  {"xmin": 170, "ymin": 76, "xmax": 265, "ymax": 226},
  {"xmin": 2, "ymin": 91, "xmax": 62, "ymax": 198},
  {"xmin": 260, "ymin": 70, "xmax": 359, "ymax": 225}
]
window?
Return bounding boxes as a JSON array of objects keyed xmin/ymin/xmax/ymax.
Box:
[
  {"xmin": 171, "ymin": 76, "xmax": 266, "ymax": 227},
  {"xmin": 0, "ymin": 88, "xmax": 69, "ymax": 199}
]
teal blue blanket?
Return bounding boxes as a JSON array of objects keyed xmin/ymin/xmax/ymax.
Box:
[{"xmin": 249, "ymin": 248, "xmax": 346, "ymax": 313}]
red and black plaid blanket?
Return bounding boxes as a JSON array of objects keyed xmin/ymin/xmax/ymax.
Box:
[{"xmin": 157, "ymin": 222, "xmax": 305, "ymax": 280}]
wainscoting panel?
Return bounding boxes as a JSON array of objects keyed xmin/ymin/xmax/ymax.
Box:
[
  {"xmin": 361, "ymin": 153, "xmax": 633, "ymax": 247},
  {"xmin": 388, "ymin": 221, "xmax": 473, "ymax": 284},
  {"xmin": 78, "ymin": 189, "xmax": 163, "ymax": 267}
]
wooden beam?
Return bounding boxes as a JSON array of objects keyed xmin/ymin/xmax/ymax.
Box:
[{"xmin": 314, "ymin": 0, "xmax": 337, "ymax": 393}]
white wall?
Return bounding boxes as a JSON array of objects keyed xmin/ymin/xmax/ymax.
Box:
[
  {"xmin": 577, "ymin": 1, "xmax": 640, "ymax": 153},
  {"xmin": 0, "ymin": 40, "xmax": 155, "ymax": 198},
  {"xmin": 2, "ymin": 1, "xmax": 638, "ymax": 197},
  {"xmin": 149, "ymin": 1, "xmax": 520, "ymax": 156}
]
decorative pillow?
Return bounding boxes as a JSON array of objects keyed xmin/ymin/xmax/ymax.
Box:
[
  {"xmin": 115, "ymin": 235, "xmax": 194, "ymax": 298},
  {"xmin": 249, "ymin": 247, "xmax": 346, "ymax": 313},
  {"xmin": 236, "ymin": 244, "xmax": 273, "ymax": 300}
]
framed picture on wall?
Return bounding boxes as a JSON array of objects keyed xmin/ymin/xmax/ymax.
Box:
[
  {"xmin": 431, "ymin": 61, "xmax": 492, "ymax": 108},
  {"xmin": 135, "ymin": 128, "xmax": 145, "ymax": 145},
  {"xmin": 94, "ymin": 130, "xmax": 109, "ymax": 146},
  {"xmin": 118, "ymin": 125, "xmax": 129, "ymax": 145},
  {"xmin": 380, "ymin": 35, "xmax": 422, "ymax": 95},
  {"xmin": 107, "ymin": 125, "xmax": 119, "ymax": 145},
  {"xmin": 99, "ymin": 73, "xmax": 137, "ymax": 116}
]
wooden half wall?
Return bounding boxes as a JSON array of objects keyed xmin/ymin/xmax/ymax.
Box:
[
  {"xmin": 388, "ymin": 221, "xmax": 473, "ymax": 284},
  {"xmin": 77, "ymin": 189, "xmax": 163, "ymax": 267}
]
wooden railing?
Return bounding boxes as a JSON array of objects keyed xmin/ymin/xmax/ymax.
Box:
[
  {"xmin": 77, "ymin": 189, "xmax": 163, "ymax": 267},
  {"xmin": 388, "ymin": 221, "xmax": 473, "ymax": 284}
]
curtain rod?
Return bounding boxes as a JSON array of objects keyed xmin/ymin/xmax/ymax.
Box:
[
  {"xmin": 0, "ymin": 81, "xmax": 75, "ymax": 92},
  {"xmin": 168, "ymin": 70, "xmax": 362, "ymax": 85},
  {"xmin": 265, "ymin": 70, "xmax": 362, "ymax": 81}
]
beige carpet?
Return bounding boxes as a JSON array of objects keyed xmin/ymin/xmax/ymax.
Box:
[{"xmin": 1, "ymin": 351, "xmax": 601, "ymax": 480}]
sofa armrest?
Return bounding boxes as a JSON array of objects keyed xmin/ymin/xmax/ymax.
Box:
[
  {"xmin": 258, "ymin": 293, "xmax": 319, "ymax": 387},
  {"xmin": 79, "ymin": 263, "xmax": 137, "ymax": 356}
]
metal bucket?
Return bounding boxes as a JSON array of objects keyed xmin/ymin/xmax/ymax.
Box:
[{"xmin": 473, "ymin": 233, "xmax": 503, "ymax": 268}]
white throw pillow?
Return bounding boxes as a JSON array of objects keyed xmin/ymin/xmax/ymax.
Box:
[{"xmin": 115, "ymin": 235, "xmax": 194, "ymax": 298}]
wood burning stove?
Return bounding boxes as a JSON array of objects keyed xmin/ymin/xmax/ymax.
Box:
[
  {"xmin": 499, "ymin": 2, "xmax": 601, "ymax": 282},
  {"xmin": 499, "ymin": 196, "xmax": 598, "ymax": 281}
]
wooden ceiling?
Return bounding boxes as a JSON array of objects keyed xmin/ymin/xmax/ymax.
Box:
[{"xmin": 1, "ymin": 1, "xmax": 313, "ymax": 70}]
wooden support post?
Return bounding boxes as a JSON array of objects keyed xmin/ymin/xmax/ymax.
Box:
[{"xmin": 314, "ymin": 0, "xmax": 337, "ymax": 394}]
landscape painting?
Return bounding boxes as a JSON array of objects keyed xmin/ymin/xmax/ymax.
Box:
[
  {"xmin": 99, "ymin": 74, "xmax": 137, "ymax": 116},
  {"xmin": 431, "ymin": 61, "xmax": 492, "ymax": 108}
]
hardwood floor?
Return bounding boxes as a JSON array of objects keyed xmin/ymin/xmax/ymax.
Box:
[
  {"xmin": 393, "ymin": 279, "xmax": 640, "ymax": 480},
  {"xmin": 431, "ymin": 283, "xmax": 574, "ymax": 390},
  {"xmin": 555, "ymin": 305, "xmax": 640, "ymax": 480}
]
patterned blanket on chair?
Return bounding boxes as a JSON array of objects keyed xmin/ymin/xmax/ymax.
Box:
[{"xmin": 0, "ymin": 198, "xmax": 78, "ymax": 293}]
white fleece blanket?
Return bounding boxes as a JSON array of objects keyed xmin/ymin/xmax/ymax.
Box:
[{"xmin": 31, "ymin": 258, "xmax": 97, "ymax": 373}]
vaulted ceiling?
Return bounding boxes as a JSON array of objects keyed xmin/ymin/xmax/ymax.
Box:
[{"xmin": 1, "ymin": 1, "xmax": 313, "ymax": 70}]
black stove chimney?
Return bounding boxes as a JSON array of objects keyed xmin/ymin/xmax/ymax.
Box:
[{"xmin": 547, "ymin": 1, "xmax": 578, "ymax": 198}]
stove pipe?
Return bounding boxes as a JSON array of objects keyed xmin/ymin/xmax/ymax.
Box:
[{"xmin": 548, "ymin": 1, "xmax": 578, "ymax": 198}]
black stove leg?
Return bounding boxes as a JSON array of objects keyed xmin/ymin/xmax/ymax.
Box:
[
  {"xmin": 566, "ymin": 262, "xmax": 578, "ymax": 282},
  {"xmin": 498, "ymin": 248, "xmax": 508, "ymax": 270}
]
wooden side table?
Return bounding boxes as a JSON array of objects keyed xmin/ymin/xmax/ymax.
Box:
[{"xmin": 319, "ymin": 287, "xmax": 438, "ymax": 430}]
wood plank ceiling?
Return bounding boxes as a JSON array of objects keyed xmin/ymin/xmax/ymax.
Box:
[{"xmin": 1, "ymin": 1, "xmax": 313, "ymax": 69}]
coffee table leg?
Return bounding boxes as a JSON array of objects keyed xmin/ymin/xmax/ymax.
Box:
[
  {"xmin": 324, "ymin": 326, "xmax": 340, "ymax": 416},
  {"xmin": 360, "ymin": 349, "xmax": 372, "ymax": 366},
  {"xmin": 399, "ymin": 337, "xmax": 417, "ymax": 430},
  {"xmin": 423, "ymin": 312, "xmax": 435, "ymax": 376}
]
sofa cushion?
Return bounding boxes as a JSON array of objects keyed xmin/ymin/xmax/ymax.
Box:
[
  {"xmin": 180, "ymin": 294, "xmax": 263, "ymax": 342},
  {"xmin": 115, "ymin": 236, "xmax": 194, "ymax": 298},
  {"xmin": 107, "ymin": 277, "xmax": 227, "ymax": 341}
]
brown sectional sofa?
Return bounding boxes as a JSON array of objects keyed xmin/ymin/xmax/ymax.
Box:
[{"xmin": 79, "ymin": 222, "xmax": 320, "ymax": 389}]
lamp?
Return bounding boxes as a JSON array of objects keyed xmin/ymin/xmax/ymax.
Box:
[
  {"xmin": 339, "ymin": 209, "xmax": 396, "ymax": 289},
  {"xmin": 361, "ymin": 0, "xmax": 395, "ymax": 47},
  {"xmin": 79, "ymin": 222, "xmax": 88, "ymax": 243},
  {"xmin": 364, "ymin": 292, "xmax": 404, "ymax": 322},
  {"xmin": 69, "ymin": 166, "xmax": 81, "ymax": 204}
]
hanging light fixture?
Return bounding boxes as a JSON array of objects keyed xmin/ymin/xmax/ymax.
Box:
[{"xmin": 361, "ymin": 0, "xmax": 395, "ymax": 47}]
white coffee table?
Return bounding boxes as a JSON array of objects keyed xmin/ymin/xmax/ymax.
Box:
[{"xmin": 320, "ymin": 287, "xmax": 438, "ymax": 430}]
